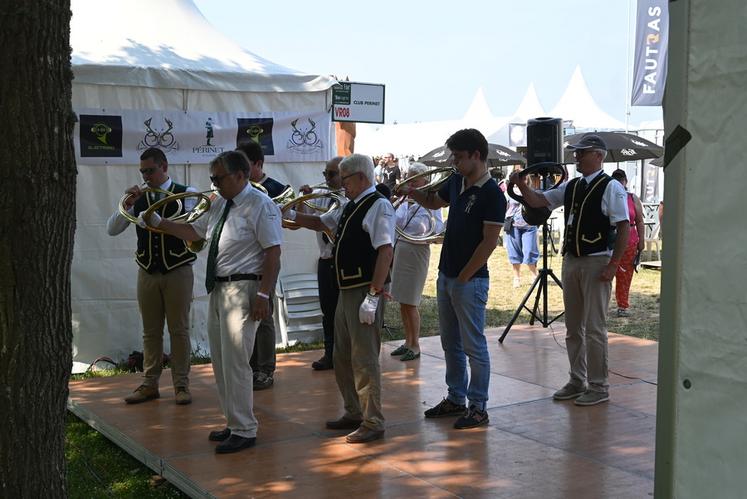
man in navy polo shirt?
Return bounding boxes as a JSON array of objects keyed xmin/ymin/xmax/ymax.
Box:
[{"xmin": 399, "ymin": 128, "xmax": 505, "ymax": 429}]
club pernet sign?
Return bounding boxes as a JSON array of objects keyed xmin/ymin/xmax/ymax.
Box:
[{"xmin": 332, "ymin": 82, "xmax": 385, "ymax": 124}]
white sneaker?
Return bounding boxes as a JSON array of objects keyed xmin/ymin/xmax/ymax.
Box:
[{"xmin": 512, "ymin": 277, "xmax": 521, "ymax": 288}]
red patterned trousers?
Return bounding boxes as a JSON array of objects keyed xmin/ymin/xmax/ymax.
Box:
[{"xmin": 615, "ymin": 244, "xmax": 638, "ymax": 310}]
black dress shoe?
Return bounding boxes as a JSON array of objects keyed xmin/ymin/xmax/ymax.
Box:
[
  {"xmin": 208, "ymin": 428, "xmax": 231, "ymax": 442},
  {"xmin": 325, "ymin": 416, "xmax": 362, "ymax": 430},
  {"xmin": 345, "ymin": 426, "xmax": 384, "ymax": 444},
  {"xmin": 215, "ymin": 434, "xmax": 256, "ymax": 454},
  {"xmin": 312, "ymin": 356, "xmax": 333, "ymax": 371}
]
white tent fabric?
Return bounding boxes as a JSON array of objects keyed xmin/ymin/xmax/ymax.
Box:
[
  {"xmin": 511, "ymin": 83, "xmax": 546, "ymax": 123},
  {"xmin": 656, "ymin": 1, "xmax": 747, "ymax": 496},
  {"xmin": 71, "ymin": 0, "xmax": 334, "ymax": 93},
  {"xmin": 487, "ymin": 83, "xmax": 546, "ymax": 145},
  {"xmin": 71, "ymin": 0, "xmax": 336, "ymax": 366},
  {"xmin": 355, "ymin": 88, "xmax": 510, "ymax": 158},
  {"xmin": 549, "ymin": 66, "xmax": 626, "ymax": 131}
]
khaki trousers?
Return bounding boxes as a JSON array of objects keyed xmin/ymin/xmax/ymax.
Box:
[
  {"xmin": 208, "ymin": 280, "xmax": 259, "ymax": 439},
  {"xmin": 137, "ymin": 265, "xmax": 193, "ymax": 389},
  {"xmin": 561, "ymin": 255, "xmax": 611, "ymax": 392},
  {"xmin": 333, "ymin": 286, "xmax": 385, "ymax": 431}
]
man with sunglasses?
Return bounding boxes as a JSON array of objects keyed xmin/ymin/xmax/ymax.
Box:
[
  {"xmin": 106, "ymin": 147, "xmax": 198, "ymax": 406},
  {"xmin": 236, "ymin": 141, "xmax": 286, "ymax": 391},
  {"xmin": 299, "ymin": 156, "xmax": 343, "ymax": 371},
  {"xmin": 139, "ymin": 150, "xmax": 282, "ymax": 453},
  {"xmin": 286, "ymin": 154, "xmax": 394, "ymax": 444},
  {"xmin": 511, "ymin": 134, "xmax": 630, "ymax": 406}
]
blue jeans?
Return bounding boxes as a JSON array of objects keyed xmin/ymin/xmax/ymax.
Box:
[{"xmin": 436, "ymin": 272, "xmax": 490, "ymax": 411}]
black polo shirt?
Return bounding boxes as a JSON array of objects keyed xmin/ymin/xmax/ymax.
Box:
[
  {"xmin": 437, "ymin": 171, "xmax": 505, "ymax": 279},
  {"xmin": 261, "ymin": 175, "xmax": 287, "ymax": 198}
]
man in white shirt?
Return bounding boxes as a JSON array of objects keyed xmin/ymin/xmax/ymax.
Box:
[
  {"xmin": 511, "ymin": 134, "xmax": 629, "ymax": 406},
  {"xmin": 286, "ymin": 154, "xmax": 394, "ymax": 443},
  {"xmin": 141, "ymin": 150, "xmax": 282, "ymax": 453}
]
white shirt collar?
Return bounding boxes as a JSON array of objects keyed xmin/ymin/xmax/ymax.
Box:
[
  {"xmin": 460, "ymin": 170, "xmax": 492, "ymax": 194},
  {"xmin": 583, "ymin": 169, "xmax": 604, "ymax": 183},
  {"xmin": 353, "ymin": 185, "xmax": 377, "ymax": 203}
]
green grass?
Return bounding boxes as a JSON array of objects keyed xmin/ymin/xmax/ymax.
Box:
[
  {"xmin": 66, "ymin": 412, "xmax": 187, "ymax": 498},
  {"xmin": 66, "ymin": 243, "xmax": 660, "ymax": 497},
  {"xmin": 383, "ymin": 244, "xmax": 661, "ymax": 342}
]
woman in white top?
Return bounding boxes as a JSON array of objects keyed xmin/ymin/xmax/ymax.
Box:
[{"xmin": 389, "ymin": 162, "xmax": 444, "ymax": 361}]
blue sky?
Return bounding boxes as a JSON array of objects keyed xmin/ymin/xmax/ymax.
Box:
[{"xmin": 193, "ymin": 0, "xmax": 662, "ymax": 127}]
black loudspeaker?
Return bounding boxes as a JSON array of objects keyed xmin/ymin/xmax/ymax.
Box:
[{"xmin": 526, "ymin": 117, "xmax": 563, "ymax": 166}]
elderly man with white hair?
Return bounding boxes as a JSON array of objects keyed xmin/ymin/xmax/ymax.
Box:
[
  {"xmin": 285, "ymin": 153, "xmax": 395, "ymax": 443},
  {"xmin": 389, "ymin": 162, "xmax": 444, "ymax": 362}
]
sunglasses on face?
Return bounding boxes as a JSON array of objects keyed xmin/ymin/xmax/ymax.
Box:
[
  {"xmin": 322, "ymin": 170, "xmax": 339, "ymax": 178},
  {"xmin": 209, "ymin": 172, "xmax": 235, "ymax": 184}
]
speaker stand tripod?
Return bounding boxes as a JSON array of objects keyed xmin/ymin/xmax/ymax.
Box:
[{"xmin": 499, "ymin": 217, "xmax": 564, "ymax": 343}]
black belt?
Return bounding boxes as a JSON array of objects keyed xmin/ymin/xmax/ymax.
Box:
[{"xmin": 215, "ymin": 273, "xmax": 261, "ymax": 282}]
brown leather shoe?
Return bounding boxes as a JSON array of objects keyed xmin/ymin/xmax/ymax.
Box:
[
  {"xmin": 124, "ymin": 385, "xmax": 159, "ymax": 404},
  {"xmin": 325, "ymin": 416, "xmax": 363, "ymax": 430},
  {"xmin": 345, "ymin": 426, "xmax": 384, "ymax": 444},
  {"xmin": 174, "ymin": 387, "xmax": 192, "ymax": 405}
]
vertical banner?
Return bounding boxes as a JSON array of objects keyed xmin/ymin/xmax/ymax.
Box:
[
  {"xmin": 642, "ymin": 160, "xmax": 660, "ymax": 202},
  {"xmin": 631, "ymin": 0, "xmax": 669, "ymax": 106}
]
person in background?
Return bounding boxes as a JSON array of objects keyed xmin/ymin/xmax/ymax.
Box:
[
  {"xmin": 502, "ymin": 166, "xmax": 539, "ymax": 288},
  {"xmin": 381, "ymin": 152, "xmax": 401, "ymax": 192},
  {"xmin": 298, "ymin": 156, "xmax": 343, "ymax": 371},
  {"xmin": 611, "ymin": 169, "xmax": 645, "ymax": 317},
  {"xmin": 389, "ymin": 162, "xmax": 444, "ymax": 361},
  {"xmin": 237, "ymin": 141, "xmax": 283, "ymax": 390}
]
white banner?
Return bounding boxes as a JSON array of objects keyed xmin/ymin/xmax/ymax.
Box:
[
  {"xmin": 332, "ymin": 82, "xmax": 385, "ymax": 124},
  {"xmin": 74, "ymin": 109, "xmax": 332, "ymax": 164}
]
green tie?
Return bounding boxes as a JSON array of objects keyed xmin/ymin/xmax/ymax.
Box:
[{"xmin": 205, "ymin": 199, "xmax": 233, "ymax": 294}]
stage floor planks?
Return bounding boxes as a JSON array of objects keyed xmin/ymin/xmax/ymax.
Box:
[{"xmin": 68, "ymin": 325, "xmax": 658, "ymax": 498}]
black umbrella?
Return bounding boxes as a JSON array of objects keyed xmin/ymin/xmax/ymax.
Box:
[
  {"xmin": 563, "ymin": 132, "xmax": 663, "ymax": 163},
  {"xmin": 419, "ymin": 143, "xmax": 526, "ymax": 168}
]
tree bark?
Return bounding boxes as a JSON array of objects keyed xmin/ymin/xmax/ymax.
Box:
[{"xmin": 0, "ymin": 1, "xmax": 76, "ymax": 496}]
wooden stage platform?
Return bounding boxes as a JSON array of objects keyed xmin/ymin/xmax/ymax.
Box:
[{"xmin": 68, "ymin": 325, "xmax": 658, "ymax": 498}]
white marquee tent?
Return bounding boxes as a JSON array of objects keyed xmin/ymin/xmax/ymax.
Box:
[
  {"xmin": 355, "ymin": 87, "xmax": 511, "ymax": 159},
  {"xmin": 71, "ymin": 0, "xmax": 337, "ymax": 366},
  {"xmin": 549, "ymin": 66, "xmax": 627, "ymax": 131}
]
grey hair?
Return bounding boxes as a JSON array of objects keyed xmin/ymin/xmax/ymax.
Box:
[
  {"xmin": 211, "ymin": 150, "xmax": 250, "ymax": 175},
  {"xmin": 340, "ymin": 154, "xmax": 374, "ymax": 185},
  {"xmin": 594, "ymin": 149, "xmax": 608, "ymax": 161},
  {"xmin": 407, "ymin": 161, "xmax": 429, "ymax": 176}
]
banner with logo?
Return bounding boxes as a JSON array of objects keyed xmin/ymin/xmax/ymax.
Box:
[
  {"xmin": 641, "ymin": 160, "xmax": 660, "ymax": 203},
  {"xmin": 631, "ymin": 0, "xmax": 669, "ymax": 106},
  {"xmin": 74, "ymin": 109, "xmax": 332, "ymax": 164}
]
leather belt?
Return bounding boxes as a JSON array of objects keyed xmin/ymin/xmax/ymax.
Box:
[{"xmin": 215, "ymin": 273, "xmax": 261, "ymax": 282}]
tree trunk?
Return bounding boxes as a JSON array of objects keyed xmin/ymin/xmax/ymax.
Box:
[{"xmin": 0, "ymin": 1, "xmax": 75, "ymax": 496}]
